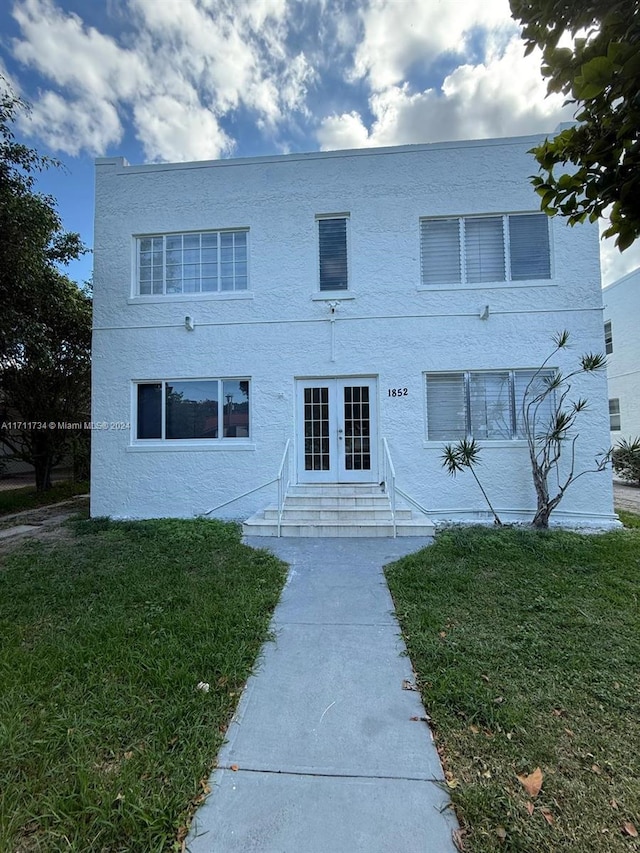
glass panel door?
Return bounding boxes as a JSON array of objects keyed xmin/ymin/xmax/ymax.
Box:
[{"xmin": 296, "ymin": 378, "xmax": 377, "ymax": 483}]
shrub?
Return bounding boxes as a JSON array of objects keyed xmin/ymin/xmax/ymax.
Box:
[{"xmin": 612, "ymin": 437, "xmax": 640, "ymax": 486}]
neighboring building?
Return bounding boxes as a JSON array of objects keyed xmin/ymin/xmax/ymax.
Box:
[
  {"xmin": 603, "ymin": 268, "xmax": 640, "ymax": 445},
  {"xmin": 91, "ymin": 133, "xmax": 617, "ymax": 533}
]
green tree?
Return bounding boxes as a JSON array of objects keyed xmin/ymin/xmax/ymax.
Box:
[
  {"xmin": 0, "ymin": 81, "xmax": 84, "ymax": 360},
  {"xmin": 1, "ymin": 275, "xmax": 92, "ymax": 491},
  {"xmin": 510, "ymin": 0, "xmax": 640, "ymax": 250},
  {"xmin": 0, "ymin": 80, "xmax": 89, "ymax": 490}
]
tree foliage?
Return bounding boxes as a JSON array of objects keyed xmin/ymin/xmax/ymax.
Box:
[
  {"xmin": 0, "ymin": 80, "xmax": 90, "ymax": 490},
  {"xmin": 0, "ymin": 82, "xmax": 84, "ymax": 360},
  {"xmin": 510, "ymin": 0, "xmax": 640, "ymax": 250}
]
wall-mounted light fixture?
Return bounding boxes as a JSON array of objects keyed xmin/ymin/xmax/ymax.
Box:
[
  {"xmin": 479, "ymin": 305, "xmax": 490, "ymax": 321},
  {"xmin": 185, "ymin": 315, "xmax": 195, "ymax": 331}
]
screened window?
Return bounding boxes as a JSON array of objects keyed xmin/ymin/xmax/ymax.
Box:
[
  {"xmin": 604, "ymin": 320, "xmax": 613, "ymax": 355},
  {"xmin": 137, "ymin": 231, "xmax": 248, "ymax": 295},
  {"xmin": 135, "ymin": 379, "xmax": 250, "ymax": 440},
  {"xmin": 426, "ymin": 369, "xmax": 555, "ymax": 441},
  {"xmin": 420, "ymin": 213, "xmax": 551, "ymax": 286},
  {"xmin": 609, "ymin": 398, "xmax": 621, "ymax": 431},
  {"xmin": 318, "ymin": 216, "xmax": 348, "ymax": 291}
]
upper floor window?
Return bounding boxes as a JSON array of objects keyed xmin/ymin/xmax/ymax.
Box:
[
  {"xmin": 609, "ymin": 398, "xmax": 621, "ymax": 431},
  {"xmin": 420, "ymin": 213, "xmax": 551, "ymax": 287},
  {"xmin": 604, "ymin": 320, "xmax": 613, "ymax": 354},
  {"xmin": 137, "ymin": 230, "xmax": 248, "ymax": 296},
  {"xmin": 136, "ymin": 378, "xmax": 250, "ymax": 441},
  {"xmin": 425, "ymin": 369, "xmax": 555, "ymax": 441},
  {"xmin": 318, "ymin": 215, "xmax": 348, "ymax": 291}
]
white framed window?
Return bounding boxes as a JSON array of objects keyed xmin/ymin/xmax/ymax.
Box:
[
  {"xmin": 425, "ymin": 369, "xmax": 555, "ymax": 441},
  {"xmin": 609, "ymin": 398, "xmax": 621, "ymax": 431},
  {"xmin": 135, "ymin": 379, "xmax": 250, "ymax": 441},
  {"xmin": 317, "ymin": 215, "xmax": 349, "ymax": 291},
  {"xmin": 420, "ymin": 213, "xmax": 551, "ymax": 287},
  {"xmin": 136, "ymin": 230, "xmax": 248, "ymax": 296},
  {"xmin": 604, "ymin": 320, "xmax": 613, "ymax": 355}
]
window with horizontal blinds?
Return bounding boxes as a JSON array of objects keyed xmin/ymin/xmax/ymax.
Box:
[
  {"xmin": 426, "ymin": 373, "xmax": 466, "ymax": 440},
  {"xmin": 420, "ymin": 213, "xmax": 551, "ymax": 286},
  {"xmin": 318, "ymin": 217, "xmax": 348, "ymax": 291},
  {"xmin": 513, "ymin": 370, "xmax": 555, "ymax": 438},
  {"xmin": 509, "ymin": 214, "xmax": 550, "ymax": 280},
  {"xmin": 465, "ymin": 217, "xmax": 505, "ymax": 283},
  {"xmin": 469, "ymin": 372, "xmax": 512, "ymax": 438},
  {"xmin": 426, "ymin": 369, "xmax": 556, "ymax": 440},
  {"xmin": 421, "ymin": 219, "xmax": 461, "ymax": 285}
]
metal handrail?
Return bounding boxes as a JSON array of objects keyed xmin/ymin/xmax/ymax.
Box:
[
  {"xmin": 382, "ymin": 437, "xmax": 397, "ymax": 537},
  {"xmin": 203, "ymin": 478, "xmax": 277, "ymax": 515},
  {"xmin": 277, "ymin": 438, "xmax": 292, "ymax": 537}
]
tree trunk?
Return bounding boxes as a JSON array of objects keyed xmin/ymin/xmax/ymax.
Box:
[{"xmin": 33, "ymin": 434, "xmax": 54, "ymax": 492}]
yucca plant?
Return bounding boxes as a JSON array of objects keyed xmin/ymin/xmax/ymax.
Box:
[{"xmin": 521, "ymin": 330, "xmax": 610, "ymax": 528}]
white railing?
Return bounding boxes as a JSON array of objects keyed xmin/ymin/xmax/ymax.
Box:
[
  {"xmin": 204, "ymin": 438, "xmax": 291, "ymax": 524},
  {"xmin": 382, "ymin": 437, "xmax": 397, "ymax": 537},
  {"xmin": 277, "ymin": 438, "xmax": 292, "ymax": 537}
]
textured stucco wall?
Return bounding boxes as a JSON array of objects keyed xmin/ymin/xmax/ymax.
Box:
[
  {"xmin": 603, "ymin": 269, "xmax": 640, "ymax": 445},
  {"xmin": 92, "ymin": 136, "xmax": 616, "ymax": 526}
]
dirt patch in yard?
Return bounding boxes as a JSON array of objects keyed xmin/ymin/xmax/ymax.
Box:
[{"xmin": 0, "ymin": 496, "xmax": 89, "ymax": 556}]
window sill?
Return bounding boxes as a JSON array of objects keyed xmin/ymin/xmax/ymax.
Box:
[
  {"xmin": 311, "ymin": 292, "xmax": 355, "ymax": 301},
  {"xmin": 127, "ymin": 442, "xmax": 256, "ymax": 452},
  {"xmin": 128, "ymin": 292, "xmax": 254, "ymax": 305},
  {"xmin": 422, "ymin": 440, "xmax": 528, "ymax": 449},
  {"xmin": 416, "ymin": 280, "xmax": 556, "ymax": 292}
]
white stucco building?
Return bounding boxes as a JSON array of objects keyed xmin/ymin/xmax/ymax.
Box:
[
  {"xmin": 603, "ymin": 268, "xmax": 640, "ymax": 444},
  {"xmin": 91, "ymin": 133, "xmax": 617, "ymax": 533}
]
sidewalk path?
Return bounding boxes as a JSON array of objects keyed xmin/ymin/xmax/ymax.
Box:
[{"xmin": 187, "ymin": 537, "xmax": 459, "ymax": 853}]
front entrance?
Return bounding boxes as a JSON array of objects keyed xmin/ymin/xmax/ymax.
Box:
[{"xmin": 296, "ymin": 378, "xmax": 378, "ymax": 483}]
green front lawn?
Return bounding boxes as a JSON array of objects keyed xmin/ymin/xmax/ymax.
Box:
[
  {"xmin": 386, "ymin": 524, "xmax": 640, "ymax": 852},
  {"xmin": 0, "ymin": 518, "xmax": 287, "ymax": 852},
  {"xmin": 0, "ymin": 480, "xmax": 89, "ymax": 516}
]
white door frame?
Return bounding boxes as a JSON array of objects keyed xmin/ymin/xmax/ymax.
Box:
[{"xmin": 295, "ymin": 377, "xmax": 378, "ymax": 484}]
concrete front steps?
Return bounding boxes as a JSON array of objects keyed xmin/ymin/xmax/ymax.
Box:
[{"xmin": 242, "ymin": 483, "xmax": 435, "ymax": 537}]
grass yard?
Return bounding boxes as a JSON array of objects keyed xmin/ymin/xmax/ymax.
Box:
[
  {"xmin": 386, "ymin": 521, "xmax": 640, "ymax": 852},
  {"xmin": 0, "ymin": 480, "xmax": 89, "ymax": 516},
  {"xmin": 0, "ymin": 518, "xmax": 287, "ymax": 852}
]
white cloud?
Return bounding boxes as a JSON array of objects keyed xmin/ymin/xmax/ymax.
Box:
[
  {"xmin": 318, "ymin": 36, "xmax": 570, "ymax": 150},
  {"xmin": 352, "ymin": 0, "xmax": 514, "ymax": 91},
  {"xmin": 600, "ymin": 231, "xmax": 640, "ymax": 286},
  {"xmin": 10, "ymin": 0, "xmax": 314, "ymax": 161},
  {"xmin": 133, "ymin": 94, "xmax": 233, "ymax": 163},
  {"xmin": 17, "ymin": 89, "xmax": 122, "ymax": 155},
  {"xmin": 12, "ymin": 0, "xmax": 150, "ymax": 101}
]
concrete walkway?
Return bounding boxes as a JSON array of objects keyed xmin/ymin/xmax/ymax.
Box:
[{"xmin": 186, "ymin": 537, "xmax": 459, "ymax": 853}]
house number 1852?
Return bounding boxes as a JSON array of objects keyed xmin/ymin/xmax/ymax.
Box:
[{"xmin": 388, "ymin": 388, "xmax": 408, "ymax": 397}]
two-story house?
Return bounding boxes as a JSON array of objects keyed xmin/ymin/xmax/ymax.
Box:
[{"xmin": 92, "ymin": 133, "xmax": 617, "ymax": 534}]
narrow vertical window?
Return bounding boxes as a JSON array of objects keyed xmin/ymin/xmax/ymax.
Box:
[
  {"xmin": 509, "ymin": 214, "xmax": 550, "ymax": 280},
  {"xmin": 421, "ymin": 218, "xmax": 461, "ymax": 285},
  {"xmin": 604, "ymin": 321, "xmax": 613, "ymax": 355},
  {"xmin": 609, "ymin": 398, "xmax": 621, "ymax": 431},
  {"xmin": 318, "ymin": 217, "xmax": 348, "ymax": 291}
]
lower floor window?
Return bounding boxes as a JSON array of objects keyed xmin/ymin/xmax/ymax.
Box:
[
  {"xmin": 609, "ymin": 398, "xmax": 621, "ymax": 431},
  {"xmin": 425, "ymin": 369, "xmax": 554, "ymax": 441},
  {"xmin": 136, "ymin": 378, "xmax": 250, "ymax": 440}
]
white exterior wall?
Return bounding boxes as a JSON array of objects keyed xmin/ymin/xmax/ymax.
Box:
[
  {"xmin": 92, "ymin": 136, "xmax": 617, "ymax": 527},
  {"xmin": 603, "ymin": 269, "xmax": 640, "ymax": 444}
]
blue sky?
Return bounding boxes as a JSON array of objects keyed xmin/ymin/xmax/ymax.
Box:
[{"xmin": 1, "ymin": 0, "xmax": 638, "ymax": 287}]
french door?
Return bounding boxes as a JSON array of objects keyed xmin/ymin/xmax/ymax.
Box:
[{"xmin": 296, "ymin": 378, "xmax": 378, "ymax": 483}]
